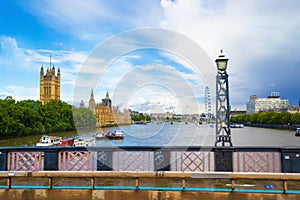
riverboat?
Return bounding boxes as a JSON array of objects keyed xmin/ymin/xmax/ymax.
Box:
[
  {"xmin": 114, "ymin": 130, "xmax": 124, "ymax": 139},
  {"xmin": 60, "ymin": 138, "xmax": 75, "ymax": 146},
  {"xmin": 295, "ymin": 128, "xmax": 300, "ymax": 136},
  {"xmin": 106, "ymin": 130, "xmax": 124, "ymax": 140},
  {"xmin": 73, "ymin": 137, "xmax": 95, "ymax": 147},
  {"xmin": 36, "ymin": 135, "xmax": 61, "ymax": 147},
  {"xmin": 106, "ymin": 132, "xmax": 115, "ymax": 139},
  {"xmin": 53, "ymin": 137, "xmax": 62, "ymax": 145},
  {"xmin": 230, "ymin": 123, "xmax": 244, "ymax": 128},
  {"xmin": 94, "ymin": 132, "xmax": 106, "ymax": 140}
]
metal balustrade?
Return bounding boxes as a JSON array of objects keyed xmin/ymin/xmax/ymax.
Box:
[
  {"xmin": 0, "ymin": 146, "xmax": 300, "ymax": 173},
  {"xmin": 7, "ymin": 152, "xmax": 43, "ymax": 171},
  {"xmin": 234, "ymin": 152, "xmax": 281, "ymax": 172},
  {"xmin": 171, "ymin": 151, "xmax": 213, "ymax": 172}
]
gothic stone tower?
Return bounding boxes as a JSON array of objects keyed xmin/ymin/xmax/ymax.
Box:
[
  {"xmin": 93, "ymin": 91, "xmax": 114, "ymax": 126},
  {"xmin": 40, "ymin": 65, "xmax": 61, "ymax": 104},
  {"xmin": 89, "ymin": 89, "xmax": 96, "ymax": 113}
]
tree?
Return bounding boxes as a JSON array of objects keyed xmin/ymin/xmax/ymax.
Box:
[
  {"xmin": 43, "ymin": 100, "xmax": 75, "ymax": 132},
  {"xmin": 131, "ymin": 113, "xmax": 151, "ymax": 122},
  {"xmin": 0, "ymin": 97, "xmax": 78, "ymax": 137},
  {"xmin": 73, "ymin": 107, "xmax": 97, "ymax": 127},
  {"xmin": 257, "ymin": 112, "xmax": 273, "ymax": 124},
  {"xmin": 291, "ymin": 113, "xmax": 300, "ymax": 125},
  {"xmin": 231, "ymin": 111, "xmax": 297, "ymax": 126},
  {"xmin": 249, "ymin": 113, "xmax": 258, "ymax": 123}
]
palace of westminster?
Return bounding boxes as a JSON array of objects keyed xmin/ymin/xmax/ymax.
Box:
[{"xmin": 39, "ymin": 65, "xmax": 131, "ymax": 126}]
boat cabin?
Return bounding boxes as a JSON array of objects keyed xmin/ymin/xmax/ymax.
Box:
[{"xmin": 295, "ymin": 128, "xmax": 300, "ymax": 136}]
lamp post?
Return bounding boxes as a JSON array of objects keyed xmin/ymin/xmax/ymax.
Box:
[{"xmin": 215, "ymin": 50, "xmax": 232, "ymax": 146}]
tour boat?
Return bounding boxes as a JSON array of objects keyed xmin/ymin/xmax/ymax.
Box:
[
  {"xmin": 295, "ymin": 128, "xmax": 300, "ymax": 136},
  {"xmin": 106, "ymin": 132, "xmax": 115, "ymax": 139},
  {"xmin": 53, "ymin": 137, "xmax": 62, "ymax": 145},
  {"xmin": 60, "ymin": 137, "xmax": 75, "ymax": 146},
  {"xmin": 230, "ymin": 123, "xmax": 244, "ymax": 128},
  {"xmin": 36, "ymin": 135, "xmax": 61, "ymax": 147},
  {"xmin": 114, "ymin": 130, "xmax": 124, "ymax": 139},
  {"xmin": 94, "ymin": 132, "xmax": 106, "ymax": 140},
  {"xmin": 106, "ymin": 130, "xmax": 124, "ymax": 140},
  {"xmin": 73, "ymin": 137, "xmax": 95, "ymax": 147}
]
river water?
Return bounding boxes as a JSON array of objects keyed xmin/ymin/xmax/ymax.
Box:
[{"xmin": 0, "ymin": 123, "xmax": 299, "ymax": 147}]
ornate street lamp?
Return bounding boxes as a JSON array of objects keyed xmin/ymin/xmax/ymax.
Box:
[{"xmin": 215, "ymin": 50, "xmax": 232, "ymax": 146}]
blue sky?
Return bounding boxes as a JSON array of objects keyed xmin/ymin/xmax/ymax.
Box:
[{"xmin": 0, "ymin": 0, "xmax": 300, "ymax": 114}]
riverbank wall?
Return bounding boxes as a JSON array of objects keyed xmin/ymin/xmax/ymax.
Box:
[{"xmin": 244, "ymin": 123, "xmax": 300, "ymax": 130}]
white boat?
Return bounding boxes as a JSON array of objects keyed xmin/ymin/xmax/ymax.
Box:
[
  {"xmin": 53, "ymin": 137, "xmax": 62, "ymax": 145},
  {"xmin": 106, "ymin": 130, "xmax": 124, "ymax": 140},
  {"xmin": 94, "ymin": 132, "xmax": 106, "ymax": 140},
  {"xmin": 230, "ymin": 123, "xmax": 244, "ymax": 128},
  {"xmin": 114, "ymin": 130, "xmax": 124, "ymax": 139},
  {"xmin": 74, "ymin": 138, "xmax": 95, "ymax": 147},
  {"xmin": 36, "ymin": 135, "xmax": 61, "ymax": 147},
  {"xmin": 295, "ymin": 128, "xmax": 300, "ymax": 136}
]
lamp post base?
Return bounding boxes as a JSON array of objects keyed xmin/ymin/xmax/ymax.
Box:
[{"xmin": 215, "ymin": 135, "xmax": 232, "ymax": 147}]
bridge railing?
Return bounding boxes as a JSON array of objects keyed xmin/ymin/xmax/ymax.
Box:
[{"xmin": 0, "ymin": 146, "xmax": 299, "ymax": 173}]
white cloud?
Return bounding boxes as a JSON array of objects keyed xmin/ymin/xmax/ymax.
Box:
[
  {"xmin": 0, "ymin": 35, "xmax": 88, "ymax": 71},
  {"xmin": 25, "ymin": 0, "xmax": 111, "ymax": 41},
  {"xmin": 7, "ymin": 0, "xmax": 300, "ymax": 108},
  {"xmin": 127, "ymin": 85, "xmax": 182, "ymax": 113},
  {"xmin": 0, "ymin": 36, "xmax": 89, "ymax": 102},
  {"xmin": 1, "ymin": 86, "xmax": 39, "ymax": 101},
  {"xmin": 0, "ymin": 36, "xmax": 32, "ymax": 70},
  {"xmin": 158, "ymin": 0, "xmax": 300, "ymax": 107},
  {"xmin": 160, "ymin": 0, "xmax": 173, "ymax": 8},
  {"xmin": 108, "ymin": 63, "xmax": 203, "ymax": 114},
  {"xmin": 24, "ymin": 0, "xmax": 163, "ymax": 41},
  {"xmin": 74, "ymin": 45, "xmax": 209, "ymax": 114}
]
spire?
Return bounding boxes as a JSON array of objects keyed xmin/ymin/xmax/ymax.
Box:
[
  {"xmin": 80, "ymin": 100, "xmax": 85, "ymax": 108},
  {"xmin": 57, "ymin": 67, "xmax": 60, "ymax": 76},
  {"xmin": 106, "ymin": 90, "xmax": 109, "ymax": 98},
  {"xmin": 52, "ymin": 65, "xmax": 55, "ymax": 75},
  {"xmin": 91, "ymin": 89, "xmax": 94, "ymax": 99},
  {"xmin": 89, "ymin": 89, "xmax": 96, "ymax": 113},
  {"xmin": 40, "ymin": 65, "xmax": 44, "ymax": 75}
]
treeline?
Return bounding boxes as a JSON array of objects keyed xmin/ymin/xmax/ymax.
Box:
[
  {"xmin": 131, "ymin": 113, "xmax": 151, "ymax": 122},
  {"xmin": 231, "ymin": 112, "xmax": 300, "ymax": 125},
  {"xmin": 0, "ymin": 96, "xmax": 96, "ymax": 138}
]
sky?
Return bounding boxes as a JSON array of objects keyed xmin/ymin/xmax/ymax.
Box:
[{"xmin": 0, "ymin": 0, "xmax": 300, "ymax": 114}]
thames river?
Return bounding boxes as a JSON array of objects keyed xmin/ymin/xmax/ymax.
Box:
[{"xmin": 0, "ymin": 123, "xmax": 299, "ymax": 147}]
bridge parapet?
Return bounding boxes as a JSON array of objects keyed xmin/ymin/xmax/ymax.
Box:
[{"xmin": 0, "ymin": 146, "xmax": 299, "ymax": 173}]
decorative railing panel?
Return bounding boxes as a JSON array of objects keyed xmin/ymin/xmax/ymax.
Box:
[
  {"xmin": 171, "ymin": 151, "xmax": 214, "ymax": 172},
  {"xmin": 114, "ymin": 151, "xmax": 153, "ymax": 171},
  {"xmin": 7, "ymin": 152, "xmax": 43, "ymax": 171},
  {"xmin": 59, "ymin": 151, "xmax": 96, "ymax": 171},
  {"xmin": 234, "ymin": 152, "xmax": 281, "ymax": 172}
]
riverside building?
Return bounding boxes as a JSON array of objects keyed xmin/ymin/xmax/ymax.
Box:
[
  {"xmin": 89, "ymin": 90, "xmax": 131, "ymax": 126},
  {"xmin": 246, "ymin": 92, "xmax": 289, "ymax": 114}
]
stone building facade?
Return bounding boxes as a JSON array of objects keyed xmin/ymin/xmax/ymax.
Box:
[
  {"xmin": 89, "ymin": 90, "xmax": 131, "ymax": 126},
  {"xmin": 40, "ymin": 65, "xmax": 60, "ymax": 104}
]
